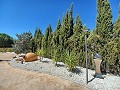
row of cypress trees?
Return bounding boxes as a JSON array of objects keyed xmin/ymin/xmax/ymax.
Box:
[
  {"xmin": 13, "ymin": 0, "xmax": 120, "ymax": 75},
  {"xmin": 34, "ymin": 4, "xmax": 89, "ymax": 71},
  {"xmin": 34, "ymin": 0, "xmax": 120, "ymax": 75}
]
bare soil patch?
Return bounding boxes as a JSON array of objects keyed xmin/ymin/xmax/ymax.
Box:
[{"xmin": 0, "ymin": 52, "xmax": 89, "ymax": 90}]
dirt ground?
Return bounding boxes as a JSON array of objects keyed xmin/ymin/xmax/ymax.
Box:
[{"xmin": 0, "ymin": 52, "xmax": 89, "ymax": 90}]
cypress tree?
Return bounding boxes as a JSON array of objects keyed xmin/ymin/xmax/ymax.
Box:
[
  {"xmin": 52, "ymin": 19, "xmax": 61, "ymax": 64},
  {"xmin": 62, "ymin": 11, "xmax": 69, "ymax": 44},
  {"xmin": 68, "ymin": 3, "xmax": 74, "ymax": 37},
  {"xmin": 34, "ymin": 27, "xmax": 43, "ymax": 52},
  {"xmin": 59, "ymin": 11, "xmax": 69, "ymax": 62},
  {"xmin": 43, "ymin": 24, "xmax": 53, "ymax": 58},
  {"xmin": 60, "ymin": 4, "xmax": 74, "ymax": 51},
  {"xmin": 59, "ymin": 3, "xmax": 74, "ymax": 62},
  {"xmin": 113, "ymin": 3, "xmax": 120, "ymax": 37},
  {"xmin": 73, "ymin": 15, "xmax": 83, "ymax": 33},
  {"xmin": 107, "ymin": 3, "xmax": 120, "ymax": 75},
  {"xmin": 53, "ymin": 19, "xmax": 61, "ymax": 48},
  {"xmin": 68, "ymin": 15, "xmax": 83, "ymax": 66},
  {"xmin": 96, "ymin": 0, "xmax": 113, "ymax": 41},
  {"xmin": 95, "ymin": 0, "xmax": 115, "ymax": 74},
  {"xmin": 95, "ymin": 0, "xmax": 113, "ymax": 53}
]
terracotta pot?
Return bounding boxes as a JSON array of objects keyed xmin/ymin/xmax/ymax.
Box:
[{"xmin": 23, "ymin": 53, "xmax": 38, "ymax": 62}]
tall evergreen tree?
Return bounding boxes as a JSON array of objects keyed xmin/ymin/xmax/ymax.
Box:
[
  {"xmin": 52, "ymin": 19, "xmax": 61, "ymax": 61},
  {"xmin": 118, "ymin": 3, "xmax": 120, "ymax": 17},
  {"xmin": 61, "ymin": 11, "xmax": 69, "ymax": 44},
  {"xmin": 96, "ymin": 0, "xmax": 113, "ymax": 41},
  {"xmin": 58, "ymin": 11, "xmax": 69, "ymax": 63},
  {"xmin": 94, "ymin": 0, "xmax": 118, "ymax": 74},
  {"xmin": 107, "ymin": 3, "xmax": 120, "ymax": 75},
  {"xmin": 33, "ymin": 27, "xmax": 43, "ymax": 52},
  {"xmin": 68, "ymin": 3, "xmax": 74, "ymax": 37},
  {"xmin": 73, "ymin": 15, "xmax": 83, "ymax": 33},
  {"xmin": 113, "ymin": 3, "xmax": 120, "ymax": 37},
  {"xmin": 68, "ymin": 15, "xmax": 83, "ymax": 66},
  {"xmin": 43, "ymin": 24, "xmax": 53, "ymax": 58},
  {"xmin": 60, "ymin": 4, "xmax": 74, "ymax": 50},
  {"xmin": 53, "ymin": 19, "xmax": 61, "ymax": 48},
  {"xmin": 95, "ymin": 0, "xmax": 113, "ymax": 53},
  {"xmin": 58, "ymin": 4, "xmax": 74, "ymax": 63}
]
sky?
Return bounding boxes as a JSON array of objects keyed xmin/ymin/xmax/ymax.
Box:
[{"xmin": 0, "ymin": 0, "xmax": 119, "ymax": 38}]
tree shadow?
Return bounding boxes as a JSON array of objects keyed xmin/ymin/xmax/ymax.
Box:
[
  {"xmin": 101, "ymin": 70, "xmax": 107, "ymax": 75},
  {"xmin": 55, "ymin": 63, "xmax": 65, "ymax": 67},
  {"xmin": 88, "ymin": 74, "xmax": 104, "ymax": 83},
  {"xmin": 71, "ymin": 67, "xmax": 82, "ymax": 74},
  {"xmin": 0, "ymin": 60, "xmax": 10, "ymax": 62},
  {"xmin": 41, "ymin": 60, "xmax": 50, "ymax": 63}
]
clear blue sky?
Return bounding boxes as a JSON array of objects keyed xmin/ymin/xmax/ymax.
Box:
[{"xmin": 0, "ymin": 0, "xmax": 119, "ymax": 38}]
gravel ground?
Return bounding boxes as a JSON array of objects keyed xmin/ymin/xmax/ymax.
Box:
[{"xmin": 10, "ymin": 57, "xmax": 120, "ymax": 90}]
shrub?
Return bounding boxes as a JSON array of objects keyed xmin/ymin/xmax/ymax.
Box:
[
  {"xmin": 0, "ymin": 48, "xmax": 14, "ymax": 52},
  {"xmin": 36, "ymin": 49, "xmax": 44, "ymax": 57},
  {"xmin": 12, "ymin": 32, "xmax": 33, "ymax": 54},
  {"xmin": 0, "ymin": 33, "xmax": 13, "ymax": 48},
  {"xmin": 65, "ymin": 51, "xmax": 78, "ymax": 71},
  {"xmin": 53, "ymin": 49, "xmax": 61, "ymax": 65}
]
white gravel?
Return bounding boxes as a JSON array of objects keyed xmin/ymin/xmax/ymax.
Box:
[{"xmin": 9, "ymin": 58, "xmax": 120, "ymax": 90}]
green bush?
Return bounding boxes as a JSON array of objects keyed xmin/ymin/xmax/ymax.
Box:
[
  {"xmin": 65, "ymin": 51, "xmax": 78, "ymax": 71},
  {"xmin": 12, "ymin": 32, "xmax": 33, "ymax": 54},
  {"xmin": 36, "ymin": 49, "xmax": 44, "ymax": 57},
  {"xmin": 52, "ymin": 49, "xmax": 61, "ymax": 65},
  {"xmin": 0, "ymin": 33, "xmax": 13, "ymax": 48},
  {"xmin": 0, "ymin": 48, "xmax": 14, "ymax": 52}
]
